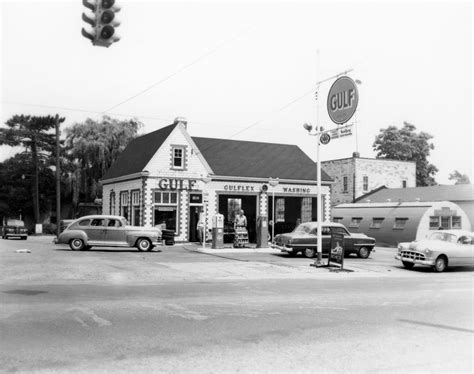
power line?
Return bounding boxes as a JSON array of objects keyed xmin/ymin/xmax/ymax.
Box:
[{"xmin": 100, "ymin": 28, "xmax": 252, "ymax": 115}]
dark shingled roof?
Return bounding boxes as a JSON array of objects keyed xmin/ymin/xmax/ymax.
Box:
[
  {"xmin": 102, "ymin": 123, "xmax": 332, "ymax": 182},
  {"xmin": 102, "ymin": 123, "xmax": 177, "ymax": 180},
  {"xmin": 192, "ymin": 137, "xmax": 331, "ymax": 181},
  {"xmin": 355, "ymin": 184, "xmax": 474, "ymax": 203}
]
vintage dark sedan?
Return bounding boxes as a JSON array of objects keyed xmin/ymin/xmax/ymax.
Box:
[
  {"xmin": 272, "ymin": 222, "xmax": 375, "ymax": 258},
  {"xmin": 2, "ymin": 219, "xmax": 28, "ymax": 240},
  {"xmin": 395, "ymin": 230, "xmax": 474, "ymax": 272},
  {"xmin": 55, "ymin": 215, "xmax": 162, "ymax": 251}
]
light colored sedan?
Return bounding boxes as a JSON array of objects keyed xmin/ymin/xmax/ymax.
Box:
[
  {"xmin": 55, "ymin": 215, "xmax": 162, "ymax": 251},
  {"xmin": 395, "ymin": 230, "xmax": 474, "ymax": 272}
]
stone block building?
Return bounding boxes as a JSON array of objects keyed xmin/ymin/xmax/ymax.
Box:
[{"xmin": 322, "ymin": 152, "xmax": 416, "ymax": 206}]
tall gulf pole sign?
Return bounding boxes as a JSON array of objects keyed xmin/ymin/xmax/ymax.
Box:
[
  {"xmin": 327, "ymin": 76, "xmax": 359, "ymax": 125},
  {"xmin": 312, "ymin": 74, "xmax": 359, "ymax": 268}
]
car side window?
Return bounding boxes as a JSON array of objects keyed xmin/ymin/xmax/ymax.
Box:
[
  {"xmin": 458, "ymin": 236, "xmax": 473, "ymax": 245},
  {"xmin": 91, "ymin": 219, "xmax": 105, "ymax": 227},
  {"xmin": 107, "ymin": 219, "xmax": 121, "ymax": 227},
  {"xmin": 78, "ymin": 219, "xmax": 90, "ymax": 226},
  {"xmin": 332, "ymin": 227, "xmax": 348, "ymax": 236},
  {"xmin": 322, "ymin": 227, "xmax": 331, "ymax": 235}
]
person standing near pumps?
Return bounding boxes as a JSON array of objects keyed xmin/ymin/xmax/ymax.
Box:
[
  {"xmin": 233, "ymin": 210, "xmax": 249, "ymax": 248},
  {"xmin": 234, "ymin": 210, "xmax": 247, "ymax": 229}
]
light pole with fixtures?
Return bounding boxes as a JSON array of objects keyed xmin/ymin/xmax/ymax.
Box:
[
  {"xmin": 268, "ymin": 177, "xmax": 279, "ymax": 243},
  {"xmin": 303, "ymin": 123, "xmax": 325, "ymax": 266}
]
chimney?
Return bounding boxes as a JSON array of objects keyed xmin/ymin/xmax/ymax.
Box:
[
  {"xmin": 174, "ymin": 117, "xmax": 187, "ymax": 129},
  {"xmin": 352, "ymin": 152, "xmax": 360, "ymax": 158}
]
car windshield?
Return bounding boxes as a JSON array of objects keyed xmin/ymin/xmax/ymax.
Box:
[
  {"xmin": 293, "ymin": 223, "xmax": 315, "ymax": 234},
  {"xmin": 429, "ymin": 232, "xmax": 458, "ymax": 243},
  {"xmin": 6, "ymin": 219, "xmax": 25, "ymax": 227}
]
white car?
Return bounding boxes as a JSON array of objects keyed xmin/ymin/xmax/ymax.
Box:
[{"xmin": 395, "ymin": 230, "xmax": 474, "ymax": 272}]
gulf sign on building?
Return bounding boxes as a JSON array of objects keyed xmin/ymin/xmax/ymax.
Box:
[{"xmin": 327, "ymin": 76, "xmax": 359, "ymax": 125}]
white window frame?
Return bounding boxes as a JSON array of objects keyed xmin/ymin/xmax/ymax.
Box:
[
  {"xmin": 172, "ymin": 146, "xmax": 185, "ymax": 169},
  {"xmin": 363, "ymin": 176, "xmax": 369, "ymax": 192}
]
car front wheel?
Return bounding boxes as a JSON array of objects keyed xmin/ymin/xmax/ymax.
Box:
[
  {"xmin": 357, "ymin": 247, "xmax": 371, "ymax": 259},
  {"xmin": 137, "ymin": 238, "xmax": 152, "ymax": 251},
  {"xmin": 433, "ymin": 255, "xmax": 448, "ymax": 272},
  {"xmin": 69, "ymin": 238, "xmax": 85, "ymax": 251},
  {"xmin": 303, "ymin": 248, "xmax": 316, "ymax": 258},
  {"xmin": 402, "ymin": 261, "xmax": 415, "ymax": 269}
]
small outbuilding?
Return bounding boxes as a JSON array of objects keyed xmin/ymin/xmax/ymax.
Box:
[{"xmin": 332, "ymin": 200, "xmax": 472, "ymax": 247}]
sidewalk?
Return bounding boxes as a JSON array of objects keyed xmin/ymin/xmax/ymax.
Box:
[{"xmin": 184, "ymin": 242, "xmax": 281, "ymax": 254}]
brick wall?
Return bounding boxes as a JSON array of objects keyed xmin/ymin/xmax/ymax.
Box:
[{"xmin": 322, "ymin": 157, "xmax": 416, "ymax": 206}]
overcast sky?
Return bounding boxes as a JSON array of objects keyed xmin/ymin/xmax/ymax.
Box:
[{"xmin": 1, "ymin": 0, "xmax": 472, "ymax": 184}]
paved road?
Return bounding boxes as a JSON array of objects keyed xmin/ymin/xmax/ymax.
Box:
[{"xmin": 1, "ymin": 237, "xmax": 473, "ymax": 373}]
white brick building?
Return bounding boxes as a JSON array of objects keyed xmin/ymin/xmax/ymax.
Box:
[{"xmin": 101, "ymin": 119, "xmax": 333, "ymax": 243}]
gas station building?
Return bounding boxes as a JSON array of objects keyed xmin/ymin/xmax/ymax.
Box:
[{"xmin": 100, "ymin": 119, "xmax": 333, "ymax": 243}]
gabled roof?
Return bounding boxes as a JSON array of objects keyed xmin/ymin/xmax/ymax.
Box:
[
  {"xmin": 354, "ymin": 184, "xmax": 474, "ymax": 203},
  {"xmin": 192, "ymin": 137, "xmax": 332, "ymax": 181},
  {"xmin": 102, "ymin": 123, "xmax": 177, "ymax": 180},
  {"xmin": 102, "ymin": 122, "xmax": 332, "ymax": 182}
]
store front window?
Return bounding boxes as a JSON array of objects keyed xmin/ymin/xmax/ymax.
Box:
[
  {"xmin": 154, "ymin": 191, "xmax": 178, "ymax": 233},
  {"xmin": 120, "ymin": 191, "xmax": 129, "ymax": 220},
  {"xmin": 131, "ymin": 190, "xmax": 140, "ymax": 226}
]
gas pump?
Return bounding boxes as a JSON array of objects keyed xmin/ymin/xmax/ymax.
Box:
[
  {"xmin": 256, "ymin": 215, "xmax": 269, "ymax": 248},
  {"xmin": 211, "ymin": 213, "xmax": 224, "ymax": 249}
]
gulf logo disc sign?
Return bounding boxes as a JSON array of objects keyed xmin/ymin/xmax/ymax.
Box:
[{"xmin": 327, "ymin": 76, "xmax": 359, "ymax": 125}]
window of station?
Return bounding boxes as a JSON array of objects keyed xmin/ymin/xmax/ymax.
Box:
[
  {"xmin": 131, "ymin": 190, "xmax": 140, "ymax": 226},
  {"xmin": 300, "ymin": 197, "xmax": 312, "ymax": 222},
  {"xmin": 343, "ymin": 176, "xmax": 348, "ymax": 193},
  {"xmin": 349, "ymin": 217, "xmax": 362, "ymax": 228},
  {"xmin": 333, "ymin": 217, "xmax": 343, "ymax": 223},
  {"xmin": 363, "ymin": 176, "xmax": 369, "ymax": 192},
  {"xmin": 429, "ymin": 215, "xmax": 462, "ymax": 230},
  {"xmin": 154, "ymin": 191, "xmax": 179, "ymax": 233},
  {"xmin": 110, "ymin": 192, "xmax": 116, "ymax": 215},
  {"xmin": 172, "ymin": 147, "xmax": 185, "ymax": 169},
  {"xmin": 275, "ymin": 198, "xmax": 285, "ymax": 222},
  {"xmin": 393, "ymin": 218, "xmax": 408, "ymax": 229},
  {"xmin": 370, "ymin": 217, "xmax": 384, "ymax": 229},
  {"xmin": 120, "ymin": 191, "xmax": 129, "ymax": 220},
  {"xmin": 452, "ymin": 216, "xmax": 462, "ymax": 229}
]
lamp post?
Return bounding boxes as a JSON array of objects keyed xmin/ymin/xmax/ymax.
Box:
[
  {"xmin": 268, "ymin": 177, "xmax": 279, "ymax": 243},
  {"xmin": 201, "ymin": 175, "xmax": 212, "ymax": 249},
  {"xmin": 303, "ymin": 123, "xmax": 325, "ymax": 267}
]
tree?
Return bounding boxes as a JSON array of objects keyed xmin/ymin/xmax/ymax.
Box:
[
  {"xmin": 0, "ymin": 153, "xmax": 55, "ymax": 223},
  {"xmin": 372, "ymin": 122, "xmax": 438, "ymax": 186},
  {"xmin": 448, "ymin": 170, "xmax": 471, "ymax": 185},
  {"xmin": 64, "ymin": 116, "xmax": 142, "ymax": 206},
  {"xmin": 0, "ymin": 114, "xmax": 65, "ymax": 224}
]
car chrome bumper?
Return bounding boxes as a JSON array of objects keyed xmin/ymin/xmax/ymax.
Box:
[
  {"xmin": 271, "ymin": 243, "xmax": 292, "ymax": 252},
  {"xmin": 395, "ymin": 254, "xmax": 435, "ymax": 266}
]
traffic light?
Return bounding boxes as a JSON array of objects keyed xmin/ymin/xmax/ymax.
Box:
[{"xmin": 81, "ymin": 0, "xmax": 121, "ymax": 48}]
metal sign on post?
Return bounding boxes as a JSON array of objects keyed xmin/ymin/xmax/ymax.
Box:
[
  {"xmin": 328, "ymin": 232, "xmax": 345, "ymax": 269},
  {"xmin": 327, "ymin": 76, "xmax": 359, "ymax": 125},
  {"xmin": 328, "ymin": 123, "xmax": 354, "ymax": 140},
  {"xmin": 320, "ymin": 132, "xmax": 331, "ymax": 145}
]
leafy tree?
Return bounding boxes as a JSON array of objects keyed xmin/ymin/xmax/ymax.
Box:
[
  {"xmin": 448, "ymin": 170, "xmax": 471, "ymax": 185},
  {"xmin": 0, "ymin": 114, "xmax": 65, "ymax": 223},
  {"xmin": 64, "ymin": 116, "xmax": 142, "ymax": 206},
  {"xmin": 0, "ymin": 153, "xmax": 55, "ymax": 225},
  {"xmin": 373, "ymin": 122, "xmax": 438, "ymax": 186}
]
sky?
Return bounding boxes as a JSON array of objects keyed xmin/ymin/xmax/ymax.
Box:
[{"xmin": 1, "ymin": 0, "xmax": 472, "ymax": 185}]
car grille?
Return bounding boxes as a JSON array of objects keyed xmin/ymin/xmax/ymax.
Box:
[{"xmin": 400, "ymin": 251, "xmax": 426, "ymax": 261}]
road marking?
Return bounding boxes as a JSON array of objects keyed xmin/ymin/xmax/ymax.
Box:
[{"xmin": 68, "ymin": 307, "xmax": 112, "ymax": 327}]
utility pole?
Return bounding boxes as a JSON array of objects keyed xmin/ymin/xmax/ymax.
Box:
[{"xmin": 56, "ymin": 116, "xmax": 61, "ymax": 237}]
